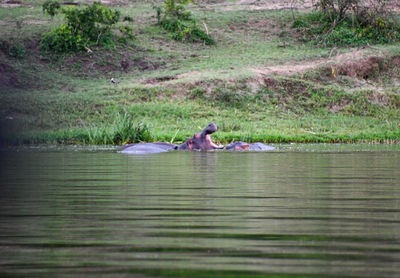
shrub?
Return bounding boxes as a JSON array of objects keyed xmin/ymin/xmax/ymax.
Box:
[
  {"xmin": 0, "ymin": 39, "xmax": 26, "ymax": 59},
  {"xmin": 155, "ymin": 0, "xmax": 215, "ymax": 45},
  {"xmin": 293, "ymin": 0, "xmax": 400, "ymax": 46},
  {"xmin": 41, "ymin": 2, "xmax": 121, "ymax": 52},
  {"xmin": 42, "ymin": 0, "xmax": 61, "ymax": 18},
  {"xmin": 8, "ymin": 41, "xmax": 26, "ymax": 58},
  {"xmin": 315, "ymin": 0, "xmax": 359, "ymax": 21}
]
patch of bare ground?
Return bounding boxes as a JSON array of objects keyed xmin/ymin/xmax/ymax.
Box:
[
  {"xmin": 206, "ymin": 0, "xmax": 400, "ymax": 12},
  {"xmin": 144, "ymin": 75, "xmax": 177, "ymax": 85},
  {"xmin": 314, "ymin": 54, "xmax": 400, "ymax": 86},
  {"xmin": 0, "ymin": 0, "xmax": 23, "ymax": 8},
  {"xmin": 22, "ymin": 19, "xmax": 49, "ymax": 25},
  {"xmin": 328, "ymin": 56, "xmax": 386, "ymax": 79},
  {"xmin": 325, "ymin": 55, "xmax": 400, "ymax": 95},
  {"xmin": 151, "ymin": 48, "xmax": 382, "ymax": 84},
  {"xmin": 204, "ymin": 0, "xmax": 315, "ymax": 11},
  {"xmin": 250, "ymin": 50, "xmax": 400, "ymax": 97},
  {"xmin": 139, "ymin": 46, "xmax": 398, "ymax": 91},
  {"xmin": 251, "ymin": 47, "xmax": 384, "ymax": 77},
  {"xmin": 98, "ymin": 0, "xmax": 135, "ymax": 6}
]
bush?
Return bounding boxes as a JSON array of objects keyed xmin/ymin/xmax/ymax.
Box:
[
  {"xmin": 293, "ymin": 1, "xmax": 400, "ymax": 46},
  {"xmin": 155, "ymin": 0, "xmax": 215, "ymax": 45},
  {"xmin": 42, "ymin": 0, "xmax": 61, "ymax": 18},
  {"xmin": 8, "ymin": 41, "xmax": 26, "ymax": 58},
  {"xmin": 41, "ymin": 2, "xmax": 121, "ymax": 52},
  {"xmin": 315, "ymin": 0, "xmax": 359, "ymax": 21},
  {"xmin": 0, "ymin": 39, "xmax": 26, "ymax": 58}
]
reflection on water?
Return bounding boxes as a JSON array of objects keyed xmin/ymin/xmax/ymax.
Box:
[{"xmin": 0, "ymin": 145, "xmax": 400, "ymax": 278}]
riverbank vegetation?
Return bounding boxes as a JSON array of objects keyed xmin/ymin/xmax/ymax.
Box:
[{"xmin": 0, "ymin": 0, "xmax": 399, "ymax": 145}]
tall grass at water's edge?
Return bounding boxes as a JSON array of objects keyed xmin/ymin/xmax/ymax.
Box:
[
  {"xmin": 85, "ymin": 112, "xmax": 152, "ymax": 144},
  {"xmin": 0, "ymin": 113, "xmax": 153, "ymax": 145},
  {"xmin": 4, "ymin": 126, "xmax": 400, "ymax": 145}
]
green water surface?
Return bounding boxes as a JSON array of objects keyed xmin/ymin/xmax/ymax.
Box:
[{"xmin": 0, "ymin": 144, "xmax": 399, "ymax": 278}]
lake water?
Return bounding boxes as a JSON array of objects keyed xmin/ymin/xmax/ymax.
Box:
[{"xmin": 1, "ymin": 144, "xmax": 400, "ymax": 278}]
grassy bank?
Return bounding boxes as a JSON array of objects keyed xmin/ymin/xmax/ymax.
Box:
[{"xmin": 1, "ymin": 1, "xmax": 399, "ymax": 145}]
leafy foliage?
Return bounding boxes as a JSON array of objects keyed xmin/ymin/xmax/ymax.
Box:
[
  {"xmin": 155, "ymin": 0, "xmax": 214, "ymax": 45},
  {"xmin": 0, "ymin": 39, "xmax": 26, "ymax": 58},
  {"xmin": 41, "ymin": 2, "xmax": 121, "ymax": 52},
  {"xmin": 42, "ymin": 0, "xmax": 61, "ymax": 18},
  {"xmin": 293, "ymin": 1, "xmax": 400, "ymax": 46},
  {"xmin": 316, "ymin": 0, "xmax": 359, "ymax": 21}
]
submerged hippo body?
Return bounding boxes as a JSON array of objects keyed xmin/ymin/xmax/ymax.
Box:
[
  {"xmin": 225, "ymin": 141, "xmax": 276, "ymax": 151},
  {"xmin": 178, "ymin": 123, "xmax": 224, "ymax": 151},
  {"xmin": 120, "ymin": 142, "xmax": 178, "ymax": 154}
]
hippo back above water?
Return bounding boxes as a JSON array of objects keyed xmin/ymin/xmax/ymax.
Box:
[
  {"xmin": 225, "ymin": 141, "xmax": 276, "ymax": 151},
  {"xmin": 120, "ymin": 142, "xmax": 177, "ymax": 154}
]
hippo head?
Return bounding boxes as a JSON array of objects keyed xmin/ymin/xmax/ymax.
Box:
[{"xmin": 178, "ymin": 123, "xmax": 223, "ymax": 151}]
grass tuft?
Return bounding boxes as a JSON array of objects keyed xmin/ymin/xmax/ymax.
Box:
[{"xmin": 85, "ymin": 112, "xmax": 153, "ymax": 145}]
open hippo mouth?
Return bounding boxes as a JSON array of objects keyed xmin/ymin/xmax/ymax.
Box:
[{"xmin": 177, "ymin": 122, "xmax": 222, "ymax": 151}]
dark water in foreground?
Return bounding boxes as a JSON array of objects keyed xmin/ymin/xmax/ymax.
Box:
[{"xmin": 0, "ymin": 144, "xmax": 400, "ymax": 278}]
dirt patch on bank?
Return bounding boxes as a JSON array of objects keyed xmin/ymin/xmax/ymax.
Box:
[
  {"xmin": 251, "ymin": 47, "xmax": 386, "ymax": 77},
  {"xmin": 317, "ymin": 54, "xmax": 400, "ymax": 82},
  {"xmin": 329, "ymin": 56, "xmax": 385, "ymax": 79},
  {"xmin": 208, "ymin": 0, "xmax": 314, "ymax": 11},
  {"xmin": 0, "ymin": 0, "xmax": 23, "ymax": 8},
  {"xmin": 141, "ymin": 46, "xmax": 397, "ymax": 89},
  {"xmin": 199, "ymin": 0, "xmax": 400, "ymax": 14}
]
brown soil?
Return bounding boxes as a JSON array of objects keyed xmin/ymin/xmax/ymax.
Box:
[
  {"xmin": 209, "ymin": 0, "xmax": 315, "ymax": 11},
  {"xmin": 144, "ymin": 75, "xmax": 177, "ymax": 85},
  {"xmin": 330, "ymin": 56, "xmax": 385, "ymax": 79},
  {"xmin": 151, "ymin": 47, "xmax": 384, "ymax": 86},
  {"xmin": 0, "ymin": 0, "xmax": 23, "ymax": 8},
  {"xmin": 206, "ymin": 0, "xmax": 399, "ymax": 12},
  {"xmin": 319, "ymin": 55, "xmax": 400, "ymax": 81},
  {"xmin": 251, "ymin": 46, "xmax": 389, "ymax": 78}
]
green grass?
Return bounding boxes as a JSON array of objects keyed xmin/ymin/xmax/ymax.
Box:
[
  {"xmin": 1, "ymin": 1, "xmax": 400, "ymax": 145},
  {"xmin": 2, "ymin": 82, "xmax": 399, "ymax": 144}
]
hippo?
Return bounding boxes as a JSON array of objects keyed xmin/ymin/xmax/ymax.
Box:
[
  {"xmin": 120, "ymin": 123, "xmax": 222, "ymax": 154},
  {"xmin": 120, "ymin": 123, "xmax": 275, "ymax": 154},
  {"xmin": 225, "ymin": 141, "xmax": 276, "ymax": 151},
  {"xmin": 178, "ymin": 122, "xmax": 224, "ymax": 151}
]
